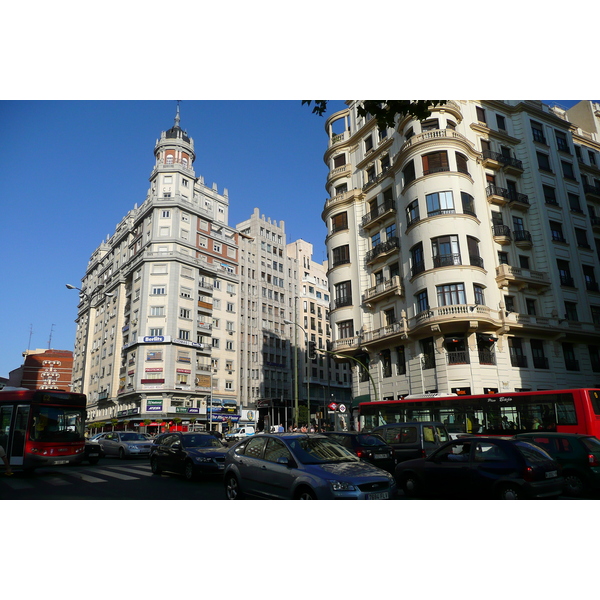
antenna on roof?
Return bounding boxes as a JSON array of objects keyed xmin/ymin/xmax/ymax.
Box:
[
  {"xmin": 48, "ymin": 324, "xmax": 55, "ymax": 349},
  {"xmin": 27, "ymin": 324, "xmax": 33, "ymax": 352},
  {"xmin": 175, "ymin": 100, "xmax": 181, "ymax": 128}
]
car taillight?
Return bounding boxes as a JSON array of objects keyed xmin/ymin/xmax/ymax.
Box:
[
  {"xmin": 421, "ymin": 449, "xmax": 427, "ymax": 458},
  {"xmin": 356, "ymin": 449, "xmax": 364, "ymax": 458},
  {"xmin": 523, "ymin": 466, "xmax": 535, "ymax": 482},
  {"xmin": 589, "ymin": 453, "xmax": 600, "ymax": 467}
]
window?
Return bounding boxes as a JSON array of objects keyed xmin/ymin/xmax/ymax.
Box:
[
  {"xmin": 543, "ymin": 185, "xmax": 558, "ymax": 205},
  {"xmin": 332, "ymin": 244, "xmax": 350, "ymax": 266},
  {"xmin": 550, "ymin": 221, "xmax": 566, "ymax": 243},
  {"xmin": 568, "ymin": 193, "xmax": 583, "ymax": 213},
  {"xmin": 371, "ymin": 231, "xmax": 381, "ymax": 248},
  {"xmin": 509, "ymin": 337, "xmax": 527, "ymax": 368},
  {"xmin": 530, "ymin": 339, "xmax": 548, "ymax": 369},
  {"xmin": 151, "ymin": 286, "xmax": 166, "ymax": 295},
  {"xmin": 385, "ymin": 223, "xmax": 397, "ymax": 241},
  {"xmin": 589, "ymin": 151, "xmax": 597, "ymax": 166},
  {"xmin": 178, "ymin": 329, "xmax": 190, "ymax": 340},
  {"xmin": 526, "ymin": 298, "xmax": 537, "ymax": 316},
  {"xmin": 562, "ymin": 161, "xmax": 576, "ymax": 181},
  {"xmin": 476, "ymin": 106, "xmax": 487, "ymax": 124},
  {"xmin": 498, "ymin": 251, "xmax": 509, "ymax": 265},
  {"xmin": 473, "ymin": 284, "xmax": 485, "ymax": 305},
  {"xmin": 333, "ymin": 154, "xmax": 346, "ymax": 168},
  {"xmin": 334, "ymin": 281, "xmax": 352, "ymax": 308},
  {"xmin": 149, "ymin": 328, "xmax": 163, "ymax": 336},
  {"xmin": 504, "ymin": 296, "xmax": 515, "ymax": 312},
  {"xmin": 161, "ymin": 210, "xmax": 171, "ymax": 218},
  {"xmin": 437, "ymin": 283, "xmax": 467, "ymax": 306},
  {"xmin": 410, "ymin": 243, "xmax": 425, "ymax": 276},
  {"xmin": 461, "ymin": 192, "xmax": 476, "ymax": 216},
  {"xmin": 406, "ymin": 199, "xmax": 420, "ymax": 225},
  {"xmin": 150, "ymin": 306, "xmax": 165, "ymax": 316},
  {"xmin": 337, "ymin": 319, "xmax": 354, "ymax": 339},
  {"xmin": 456, "ymin": 153, "xmax": 469, "ymax": 175},
  {"xmin": 402, "ymin": 160, "xmax": 416, "ymax": 185},
  {"xmin": 562, "ymin": 343, "xmax": 579, "ymax": 371},
  {"xmin": 331, "ymin": 212, "xmax": 348, "ymax": 233},
  {"xmin": 179, "ymin": 308, "xmax": 191, "ymax": 319},
  {"xmin": 537, "ymin": 152, "xmax": 552, "ymax": 172},
  {"xmin": 364, "ymin": 135, "xmax": 373, "ymax": 152},
  {"xmin": 431, "ymin": 235, "xmax": 461, "ymax": 267},
  {"xmin": 496, "ymin": 114, "xmax": 506, "ymax": 130},
  {"xmin": 421, "ymin": 119, "xmax": 439, "ymax": 131},
  {"xmin": 555, "ymin": 131, "xmax": 570, "ymax": 153},
  {"xmin": 180, "ymin": 287, "xmax": 192, "ymax": 298},
  {"xmin": 531, "ymin": 121, "xmax": 546, "ymax": 144},
  {"xmin": 416, "ymin": 290, "xmax": 429, "ymax": 313},
  {"xmin": 591, "ymin": 306, "xmax": 600, "ymax": 325},
  {"xmin": 426, "ymin": 191, "xmax": 455, "ymax": 216},
  {"xmin": 557, "ymin": 260, "xmax": 574, "ymax": 287},
  {"xmin": 576, "ymin": 228, "xmax": 590, "ymax": 249},
  {"xmin": 422, "ymin": 151, "xmax": 449, "ymax": 175}
]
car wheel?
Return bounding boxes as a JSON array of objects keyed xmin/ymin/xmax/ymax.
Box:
[
  {"xmin": 498, "ymin": 484, "xmax": 522, "ymax": 500},
  {"xmin": 402, "ymin": 474, "xmax": 420, "ymax": 498},
  {"xmin": 119, "ymin": 448, "xmax": 126, "ymax": 460},
  {"xmin": 295, "ymin": 487, "xmax": 316, "ymax": 500},
  {"xmin": 184, "ymin": 460, "xmax": 195, "ymax": 481},
  {"xmin": 151, "ymin": 457, "xmax": 162, "ymax": 475},
  {"xmin": 564, "ymin": 473, "xmax": 586, "ymax": 497},
  {"xmin": 225, "ymin": 474, "xmax": 243, "ymax": 499}
]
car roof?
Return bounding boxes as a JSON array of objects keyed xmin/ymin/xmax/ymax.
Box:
[{"xmin": 516, "ymin": 432, "xmax": 592, "ymax": 439}]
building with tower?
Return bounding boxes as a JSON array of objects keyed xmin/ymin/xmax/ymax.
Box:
[
  {"xmin": 322, "ymin": 101, "xmax": 600, "ymax": 405},
  {"xmin": 70, "ymin": 106, "xmax": 240, "ymax": 432}
]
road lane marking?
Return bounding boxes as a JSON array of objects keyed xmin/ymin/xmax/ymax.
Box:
[
  {"xmin": 92, "ymin": 469, "xmax": 139, "ymax": 480},
  {"xmin": 108, "ymin": 466, "xmax": 154, "ymax": 477},
  {"xmin": 69, "ymin": 472, "xmax": 107, "ymax": 483}
]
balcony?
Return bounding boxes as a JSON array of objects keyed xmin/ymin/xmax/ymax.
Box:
[
  {"xmin": 412, "ymin": 304, "xmax": 496, "ymax": 332},
  {"xmin": 583, "ymin": 182, "xmax": 600, "ymax": 200},
  {"xmin": 469, "ymin": 255, "xmax": 485, "ymax": 269},
  {"xmin": 495, "ymin": 264, "xmax": 551, "ymax": 292},
  {"xmin": 432, "ymin": 253, "xmax": 462, "ymax": 268},
  {"xmin": 560, "ymin": 275, "xmax": 575, "ymax": 287},
  {"xmin": 486, "ymin": 184, "xmax": 530, "ymax": 210},
  {"xmin": 586, "ymin": 281, "xmax": 600, "ymax": 292},
  {"xmin": 366, "ymin": 237, "xmax": 400, "ymax": 264},
  {"xmin": 510, "ymin": 354, "xmax": 528, "ymax": 368},
  {"xmin": 533, "ymin": 356, "xmax": 549, "ymax": 369},
  {"xmin": 501, "ymin": 155, "xmax": 524, "ymax": 176},
  {"xmin": 362, "ymin": 320, "xmax": 405, "ymax": 344},
  {"xmin": 362, "ymin": 166, "xmax": 392, "ymax": 192},
  {"xmin": 492, "ymin": 225, "xmax": 512, "ymax": 245},
  {"xmin": 327, "ymin": 163, "xmax": 352, "ymax": 186},
  {"xmin": 334, "ymin": 297, "xmax": 353, "ymax": 309},
  {"xmin": 565, "ymin": 359, "xmax": 580, "ymax": 371},
  {"xmin": 363, "ymin": 275, "xmax": 403, "ymax": 304},
  {"xmin": 591, "ymin": 217, "xmax": 600, "ymax": 233},
  {"xmin": 513, "ymin": 229, "xmax": 533, "ymax": 249},
  {"xmin": 478, "ymin": 350, "xmax": 496, "ymax": 365},
  {"xmin": 482, "ymin": 150, "xmax": 503, "ymax": 170},
  {"xmin": 362, "ymin": 197, "xmax": 396, "ymax": 229},
  {"xmin": 447, "ymin": 351, "xmax": 470, "ymax": 365},
  {"xmin": 411, "ymin": 261, "xmax": 426, "ymax": 278}
]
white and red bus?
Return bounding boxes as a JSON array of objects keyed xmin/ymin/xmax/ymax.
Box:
[
  {"xmin": 359, "ymin": 389, "xmax": 600, "ymax": 439},
  {"xmin": 0, "ymin": 388, "xmax": 87, "ymax": 471}
]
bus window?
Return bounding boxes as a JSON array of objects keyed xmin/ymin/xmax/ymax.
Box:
[
  {"xmin": 31, "ymin": 406, "xmax": 85, "ymax": 442},
  {"xmin": 0, "ymin": 405, "xmax": 13, "ymax": 450}
]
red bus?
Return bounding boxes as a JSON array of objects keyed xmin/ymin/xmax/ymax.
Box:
[
  {"xmin": 359, "ymin": 389, "xmax": 600, "ymax": 439},
  {"xmin": 0, "ymin": 388, "xmax": 87, "ymax": 471}
]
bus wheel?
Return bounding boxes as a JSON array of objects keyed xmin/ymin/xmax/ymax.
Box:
[
  {"xmin": 564, "ymin": 473, "xmax": 586, "ymax": 497},
  {"xmin": 498, "ymin": 484, "xmax": 521, "ymax": 500}
]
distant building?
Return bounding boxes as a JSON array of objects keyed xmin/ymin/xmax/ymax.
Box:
[
  {"xmin": 322, "ymin": 100, "xmax": 600, "ymax": 403},
  {"xmin": 8, "ymin": 349, "xmax": 73, "ymax": 391}
]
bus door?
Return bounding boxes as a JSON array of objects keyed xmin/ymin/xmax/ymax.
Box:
[
  {"xmin": 0, "ymin": 405, "xmax": 13, "ymax": 458},
  {"xmin": 10, "ymin": 405, "xmax": 30, "ymax": 466}
]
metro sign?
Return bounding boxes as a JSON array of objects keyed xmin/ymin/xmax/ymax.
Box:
[{"xmin": 328, "ymin": 402, "xmax": 338, "ymax": 411}]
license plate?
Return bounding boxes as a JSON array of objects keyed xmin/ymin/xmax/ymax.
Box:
[
  {"xmin": 546, "ymin": 470, "xmax": 558, "ymax": 478},
  {"xmin": 88, "ymin": 453, "xmax": 99, "ymax": 458},
  {"xmin": 54, "ymin": 460, "xmax": 69, "ymax": 465},
  {"xmin": 218, "ymin": 464, "xmax": 224, "ymax": 469},
  {"xmin": 374, "ymin": 454, "xmax": 388, "ymax": 460},
  {"xmin": 366, "ymin": 491, "xmax": 389, "ymax": 500}
]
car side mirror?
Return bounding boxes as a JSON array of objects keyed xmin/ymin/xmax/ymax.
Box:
[
  {"xmin": 172, "ymin": 441, "xmax": 182, "ymax": 449},
  {"xmin": 277, "ymin": 456, "xmax": 291, "ymax": 467}
]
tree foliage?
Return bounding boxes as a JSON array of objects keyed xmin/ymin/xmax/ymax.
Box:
[{"xmin": 302, "ymin": 100, "xmax": 446, "ymax": 129}]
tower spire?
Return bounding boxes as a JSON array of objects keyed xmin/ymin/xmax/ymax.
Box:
[{"xmin": 175, "ymin": 101, "xmax": 181, "ymax": 129}]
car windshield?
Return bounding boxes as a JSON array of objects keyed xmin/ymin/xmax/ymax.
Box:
[
  {"xmin": 120, "ymin": 433, "xmax": 147, "ymax": 442},
  {"xmin": 30, "ymin": 406, "xmax": 85, "ymax": 442},
  {"xmin": 184, "ymin": 435, "xmax": 224, "ymax": 448},
  {"xmin": 356, "ymin": 434, "xmax": 387, "ymax": 447},
  {"xmin": 288, "ymin": 436, "xmax": 359, "ymax": 464}
]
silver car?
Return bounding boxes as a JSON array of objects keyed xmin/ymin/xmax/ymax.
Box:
[
  {"xmin": 97, "ymin": 431, "xmax": 154, "ymax": 459},
  {"xmin": 223, "ymin": 433, "xmax": 397, "ymax": 500}
]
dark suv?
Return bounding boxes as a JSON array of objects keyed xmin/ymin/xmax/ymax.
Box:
[
  {"xmin": 515, "ymin": 432, "xmax": 600, "ymax": 497},
  {"xmin": 322, "ymin": 431, "xmax": 396, "ymax": 474},
  {"xmin": 371, "ymin": 422, "xmax": 450, "ymax": 463}
]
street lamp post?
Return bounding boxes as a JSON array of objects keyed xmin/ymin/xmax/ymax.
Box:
[{"xmin": 284, "ymin": 318, "xmax": 310, "ymax": 427}]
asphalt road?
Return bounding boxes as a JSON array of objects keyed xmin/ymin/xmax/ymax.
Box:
[{"xmin": 0, "ymin": 456, "xmax": 227, "ymax": 500}]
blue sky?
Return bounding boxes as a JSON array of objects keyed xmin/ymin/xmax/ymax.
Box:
[{"xmin": 0, "ymin": 100, "xmax": 348, "ymax": 377}]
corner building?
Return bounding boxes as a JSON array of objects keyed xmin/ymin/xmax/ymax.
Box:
[
  {"xmin": 323, "ymin": 101, "xmax": 600, "ymax": 401},
  {"xmin": 71, "ymin": 109, "xmax": 240, "ymax": 431}
]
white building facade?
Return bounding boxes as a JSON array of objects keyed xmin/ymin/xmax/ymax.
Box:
[{"xmin": 323, "ymin": 101, "xmax": 600, "ymax": 403}]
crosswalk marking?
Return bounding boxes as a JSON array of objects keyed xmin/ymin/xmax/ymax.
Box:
[
  {"xmin": 91, "ymin": 469, "xmax": 139, "ymax": 481},
  {"xmin": 44, "ymin": 476, "xmax": 71, "ymax": 486},
  {"xmin": 2, "ymin": 478, "xmax": 35, "ymax": 490},
  {"xmin": 69, "ymin": 472, "xmax": 107, "ymax": 483},
  {"xmin": 108, "ymin": 466, "xmax": 154, "ymax": 477}
]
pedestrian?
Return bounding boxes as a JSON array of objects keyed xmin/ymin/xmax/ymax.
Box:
[{"xmin": 0, "ymin": 445, "xmax": 13, "ymax": 476}]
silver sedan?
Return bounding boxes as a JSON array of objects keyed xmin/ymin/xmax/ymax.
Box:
[{"xmin": 97, "ymin": 432, "xmax": 154, "ymax": 459}]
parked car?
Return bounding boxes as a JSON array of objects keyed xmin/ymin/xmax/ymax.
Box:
[
  {"xmin": 395, "ymin": 437, "xmax": 564, "ymax": 500},
  {"xmin": 150, "ymin": 432, "xmax": 228, "ymax": 480},
  {"xmin": 83, "ymin": 439, "xmax": 104, "ymax": 464},
  {"xmin": 96, "ymin": 431, "xmax": 154, "ymax": 459},
  {"xmin": 224, "ymin": 433, "xmax": 397, "ymax": 500},
  {"xmin": 322, "ymin": 431, "xmax": 396, "ymax": 474},
  {"xmin": 515, "ymin": 432, "xmax": 600, "ymax": 497},
  {"xmin": 89, "ymin": 433, "xmax": 108, "ymax": 442},
  {"xmin": 371, "ymin": 422, "xmax": 450, "ymax": 463},
  {"xmin": 225, "ymin": 426, "xmax": 255, "ymax": 442}
]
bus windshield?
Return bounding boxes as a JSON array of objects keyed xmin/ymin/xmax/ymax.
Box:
[{"xmin": 30, "ymin": 405, "xmax": 85, "ymax": 442}]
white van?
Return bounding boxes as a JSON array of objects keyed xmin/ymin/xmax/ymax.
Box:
[{"xmin": 225, "ymin": 426, "xmax": 256, "ymax": 441}]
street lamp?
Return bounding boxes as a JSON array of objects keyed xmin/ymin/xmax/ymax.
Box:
[
  {"xmin": 284, "ymin": 318, "xmax": 310, "ymax": 428},
  {"xmin": 66, "ymin": 284, "xmax": 114, "ymax": 302}
]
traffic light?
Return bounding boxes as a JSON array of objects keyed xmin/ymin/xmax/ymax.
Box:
[{"xmin": 308, "ymin": 340, "xmax": 317, "ymax": 359}]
